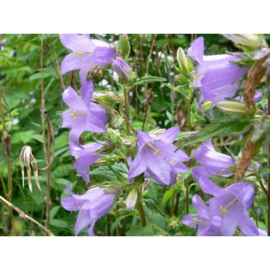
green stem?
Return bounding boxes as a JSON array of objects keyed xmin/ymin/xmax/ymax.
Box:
[
  {"xmin": 171, "ymin": 190, "xmax": 175, "ymax": 216},
  {"xmin": 136, "ymin": 200, "xmax": 146, "ymax": 227},
  {"xmin": 185, "ymin": 90, "xmax": 193, "ymax": 215},
  {"xmin": 123, "ymin": 85, "xmax": 131, "ymax": 136},
  {"xmin": 187, "ymin": 91, "xmax": 193, "ymax": 131}
]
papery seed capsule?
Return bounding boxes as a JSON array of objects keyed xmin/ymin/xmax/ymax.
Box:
[{"xmin": 19, "ymin": 146, "xmax": 41, "ymax": 192}]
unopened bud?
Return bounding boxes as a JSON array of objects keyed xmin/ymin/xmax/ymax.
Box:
[
  {"xmin": 216, "ymin": 101, "xmax": 247, "ymax": 116},
  {"xmin": 177, "ymin": 48, "xmax": 189, "ymax": 71},
  {"xmin": 126, "ymin": 188, "xmax": 138, "ymax": 210},
  {"xmin": 223, "ymin": 34, "xmax": 267, "ymax": 50},
  {"xmin": 19, "ymin": 146, "xmax": 41, "ymax": 192},
  {"xmin": 202, "ymin": 101, "xmax": 212, "ymax": 113},
  {"xmin": 118, "ymin": 35, "xmax": 130, "ymax": 60}
]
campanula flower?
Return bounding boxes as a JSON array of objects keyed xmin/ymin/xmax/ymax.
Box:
[
  {"xmin": 61, "ymin": 183, "xmax": 115, "ymax": 236},
  {"xmin": 188, "ymin": 37, "xmax": 248, "ymax": 114},
  {"xmin": 192, "ymin": 140, "xmax": 235, "ymax": 180},
  {"xmin": 197, "ymin": 177, "xmax": 260, "ymax": 236},
  {"xmin": 69, "ymin": 141, "xmax": 103, "ymax": 183},
  {"xmin": 128, "ymin": 127, "xmax": 190, "ymax": 186},
  {"xmin": 60, "ymin": 34, "xmax": 116, "ymax": 82},
  {"xmin": 62, "ymin": 80, "xmax": 107, "ymax": 146},
  {"xmin": 182, "ymin": 194, "xmax": 222, "ymax": 236}
]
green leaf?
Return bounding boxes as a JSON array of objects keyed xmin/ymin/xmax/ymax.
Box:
[
  {"xmin": 132, "ymin": 76, "xmax": 166, "ymax": 86},
  {"xmin": 125, "ymin": 225, "xmax": 155, "ymax": 236},
  {"xmin": 50, "ymin": 219, "xmax": 68, "ymax": 229},
  {"xmin": 162, "ymin": 189, "xmax": 173, "ymax": 205},
  {"xmin": 182, "ymin": 117, "xmax": 252, "ymax": 146},
  {"xmin": 50, "ymin": 206, "xmax": 60, "ymax": 219}
]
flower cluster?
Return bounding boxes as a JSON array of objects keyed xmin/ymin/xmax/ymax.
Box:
[
  {"xmin": 60, "ymin": 34, "xmax": 131, "ymax": 236},
  {"xmin": 182, "ymin": 139, "xmax": 266, "ymax": 236},
  {"xmin": 182, "ymin": 177, "xmax": 265, "ymax": 236},
  {"xmin": 58, "ymin": 34, "xmax": 267, "ymax": 237}
]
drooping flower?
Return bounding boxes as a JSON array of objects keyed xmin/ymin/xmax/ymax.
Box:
[
  {"xmin": 197, "ymin": 176, "xmax": 260, "ymax": 236},
  {"xmin": 181, "ymin": 194, "xmax": 222, "ymax": 236},
  {"xmin": 69, "ymin": 141, "xmax": 103, "ymax": 183},
  {"xmin": 60, "ymin": 34, "xmax": 116, "ymax": 82},
  {"xmin": 128, "ymin": 127, "xmax": 190, "ymax": 186},
  {"xmin": 62, "ymin": 80, "xmax": 107, "ymax": 146},
  {"xmin": 192, "ymin": 140, "xmax": 235, "ymax": 180},
  {"xmin": 61, "ymin": 183, "xmax": 115, "ymax": 236},
  {"xmin": 188, "ymin": 37, "xmax": 248, "ymax": 113}
]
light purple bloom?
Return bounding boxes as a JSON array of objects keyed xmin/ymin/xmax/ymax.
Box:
[
  {"xmin": 60, "ymin": 34, "xmax": 116, "ymax": 82},
  {"xmin": 113, "ymin": 57, "xmax": 132, "ymax": 82},
  {"xmin": 192, "ymin": 140, "xmax": 235, "ymax": 180},
  {"xmin": 188, "ymin": 37, "xmax": 248, "ymax": 113},
  {"xmin": 182, "ymin": 194, "xmax": 222, "ymax": 236},
  {"xmin": 61, "ymin": 183, "xmax": 115, "ymax": 236},
  {"xmin": 128, "ymin": 127, "xmax": 190, "ymax": 186},
  {"xmin": 62, "ymin": 80, "xmax": 107, "ymax": 146},
  {"xmin": 69, "ymin": 141, "xmax": 103, "ymax": 183},
  {"xmin": 197, "ymin": 177, "xmax": 260, "ymax": 236}
]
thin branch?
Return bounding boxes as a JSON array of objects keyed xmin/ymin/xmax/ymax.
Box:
[{"xmin": 0, "ymin": 195, "xmax": 54, "ymax": 236}]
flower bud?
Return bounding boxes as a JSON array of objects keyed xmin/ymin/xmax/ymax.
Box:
[
  {"xmin": 201, "ymin": 101, "xmax": 212, "ymax": 113},
  {"xmin": 223, "ymin": 34, "xmax": 267, "ymax": 50},
  {"xmin": 118, "ymin": 35, "xmax": 130, "ymax": 60},
  {"xmin": 126, "ymin": 188, "xmax": 138, "ymax": 210},
  {"xmin": 113, "ymin": 58, "xmax": 132, "ymax": 84},
  {"xmin": 177, "ymin": 48, "xmax": 189, "ymax": 71},
  {"xmin": 19, "ymin": 146, "xmax": 41, "ymax": 192},
  {"xmin": 216, "ymin": 101, "xmax": 247, "ymax": 116}
]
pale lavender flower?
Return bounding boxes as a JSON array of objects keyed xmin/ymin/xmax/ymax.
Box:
[
  {"xmin": 128, "ymin": 127, "xmax": 190, "ymax": 186},
  {"xmin": 69, "ymin": 141, "xmax": 103, "ymax": 183},
  {"xmin": 60, "ymin": 34, "xmax": 116, "ymax": 82},
  {"xmin": 113, "ymin": 57, "xmax": 132, "ymax": 82},
  {"xmin": 188, "ymin": 37, "xmax": 248, "ymax": 113},
  {"xmin": 182, "ymin": 194, "xmax": 222, "ymax": 236},
  {"xmin": 197, "ymin": 177, "xmax": 260, "ymax": 236},
  {"xmin": 61, "ymin": 183, "xmax": 115, "ymax": 236},
  {"xmin": 192, "ymin": 140, "xmax": 235, "ymax": 180},
  {"xmin": 62, "ymin": 80, "xmax": 107, "ymax": 146}
]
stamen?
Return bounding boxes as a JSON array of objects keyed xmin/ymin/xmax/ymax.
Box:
[
  {"xmin": 220, "ymin": 198, "xmax": 238, "ymax": 214},
  {"xmin": 74, "ymin": 52, "xmax": 92, "ymax": 61},
  {"xmin": 147, "ymin": 143, "xmax": 163, "ymax": 156},
  {"xmin": 70, "ymin": 110, "xmax": 87, "ymax": 120},
  {"xmin": 193, "ymin": 217, "xmax": 209, "ymax": 225}
]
